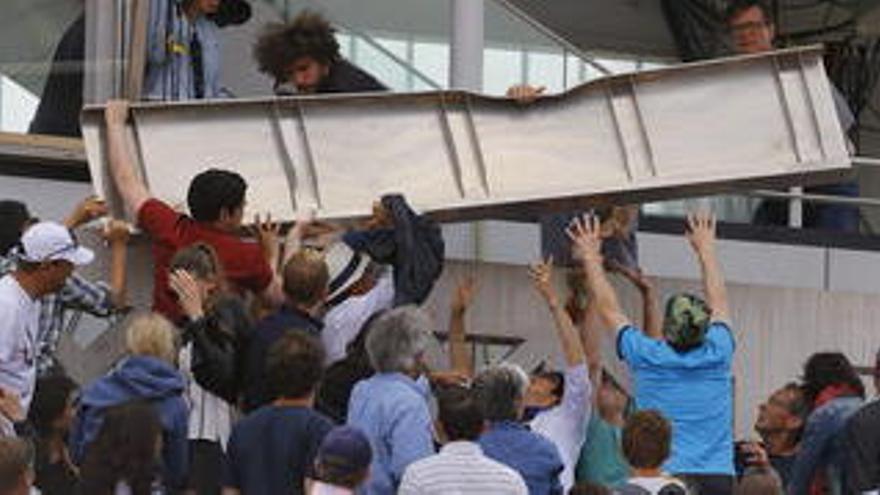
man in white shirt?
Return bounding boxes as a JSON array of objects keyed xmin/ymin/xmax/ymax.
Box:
[
  {"xmin": 400, "ymin": 386, "xmax": 528, "ymax": 495},
  {"xmin": 523, "ymin": 259, "xmax": 593, "ymax": 493},
  {"xmin": 0, "ymin": 222, "xmax": 93, "ymax": 435},
  {"xmin": 321, "ymin": 241, "xmax": 394, "ymax": 366}
]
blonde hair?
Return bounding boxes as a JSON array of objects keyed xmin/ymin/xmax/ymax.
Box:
[{"xmin": 125, "ymin": 312, "xmax": 178, "ymax": 364}]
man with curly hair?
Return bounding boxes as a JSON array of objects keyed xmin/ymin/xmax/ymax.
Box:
[{"xmin": 254, "ymin": 10, "xmax": 387, "ymax": 95}]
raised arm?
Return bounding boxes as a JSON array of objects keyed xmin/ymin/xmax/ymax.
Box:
[
  {"xmin": 607, "ymin": 261, "xmax": 662, "ymax": 340},
  {"xmin": 448, "ymin": 277, "xmax": 476, "ymax": 378},
  {"xmin": 105, "ymin": 100, "xmax": 150, "ymax": 217},
  {"xmin": 567, "ymin": 215, "xmax": 632, "ymax": 333},
  {"xmin": 102, "ymin": 219, "xmax": 131, "ymax": 308},
  {"xmin": 529, "ymin": 258, "xmax": 585, "ymax": 367},
  {"xmin": 570, "ymin": 285, "xmax": 603, "ymax": 384},
  {"xmin": 686, "ymin": 212, "xmax": 729, "ymax": 322}
]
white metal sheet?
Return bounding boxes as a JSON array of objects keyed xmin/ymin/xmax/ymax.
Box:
[{"xmin": 81, "ymin": 46, "xmax": 851, "ymax": 223}]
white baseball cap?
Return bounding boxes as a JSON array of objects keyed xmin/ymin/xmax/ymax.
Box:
[{"xmin": 19, "ymin": 222, "xmax": 94, "ymax": 266}]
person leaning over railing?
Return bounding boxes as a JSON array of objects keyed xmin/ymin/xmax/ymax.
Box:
[{"xmin": 254, "ymin": 10, "xmax": 387, "ymax": 96}]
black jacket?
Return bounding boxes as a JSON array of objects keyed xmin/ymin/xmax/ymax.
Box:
[
  {"xmin": 343, "ymin": 194, "xmax": 444, "ymax": 306},
  {"xmin": 317, "ymin": 58, "xmax": 388, "ymax": 93},
  {"xmin": 182, "ymin": 295, "xmax": 253, "ymax": 405}
]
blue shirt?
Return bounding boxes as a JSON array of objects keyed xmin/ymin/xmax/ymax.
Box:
[
  {"xmin": 478, "ymin": 421, "xmax": 564, "ymax": 495},
  {"xmin": 224, "ymin": 405, "xmax": 334, "ymax": 495},
  {"xmin": 617, "ymin": 322, "xmax": 735, "ymax": 475},
  {"xmin": 144, "ymin": 0, "xmax": 222, "ymax": 100},
  {"xmin": 346, "ymin": 373, "xmax": 434, "ymax": 495}
]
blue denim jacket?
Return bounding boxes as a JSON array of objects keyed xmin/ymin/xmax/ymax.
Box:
[
  {"xmin": 787, "ymin": 395, "xmax": 863, "ymax": 495},
  {"xmin": 479, "ymin": 421, "xmax": 564, "ymax": 495}
]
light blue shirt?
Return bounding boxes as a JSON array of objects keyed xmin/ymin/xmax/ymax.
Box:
[
  {"xmin": 478, "ymin": 420, "xmax": 564, "ymax": 495},
  {"xmin": 617, "ymin": 322, "xmax": 735, "ymax": 475},
  {"xmin": 347, "ymin": 373, "xmax": 434, "ymax": 495},
  {"xmin": 144, "ymin": 0, "xmax": 222, "ymax": 101}
]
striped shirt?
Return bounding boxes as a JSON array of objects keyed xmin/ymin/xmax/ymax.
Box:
[
  {"xmin": 0, "ymin": 255, "xmax": 115, "ymax": 376},
  {"xmin": 180, "ymin": 343, "xmax": 234, "ymax": 448},
  {"xmin": 399, "ymin": 441, "xmax": 528, "ymax": 495}
]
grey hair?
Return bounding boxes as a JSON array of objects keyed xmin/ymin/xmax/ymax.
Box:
[
  {"xmin": 366, "ymin": 305, "xmax": 433, "ymax": 373},
  {"xmin": 472, "ymin": 363, "xmax": 530, "ymax": 422}
]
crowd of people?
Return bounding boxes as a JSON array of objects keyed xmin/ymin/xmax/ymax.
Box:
[
  {"xmin": 1, "ymin": 110, "xmax": 879, "ymax": 494},
  {"xmin": 3, "ymin": 1, "xmax": 877, "ymax": 495}
]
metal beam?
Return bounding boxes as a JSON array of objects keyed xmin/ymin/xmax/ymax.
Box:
[{"xmin": 81, "ymin": 47, "xmax": 851, "ymax": 224}]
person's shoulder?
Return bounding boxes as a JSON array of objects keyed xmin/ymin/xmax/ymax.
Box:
[
  {"xmin": 304, "ymin": 407, "xmax": 335, "ymax": 430},
  {"xmin": 481, "ymin": 453, "xmax": 526, "ymax": 481},
  {"xmin": 0, "ymin": 275, "xmax": 22, "ymax": 302},
  {"xmin": 527, "ymin": 428, "xmax": 561, "ymax": 453},
  {"xmin": 330, "ymin": 59, "xmax": 387, "ymax": 91}
]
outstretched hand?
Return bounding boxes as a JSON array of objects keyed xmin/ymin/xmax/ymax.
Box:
[
  {"xmin": 0, "ymin": 387, "xmax": 24, "ymax": 423},
  {"xmin": 253, "ymin": 213, "xmax": 280, "ymax": 260},
  {"xmin": 169, "ymin": 269, "xmax": 204, "ymax": 319},
  {"xmin": 567, "ymin": 214, "xmax": 603, "ymax": 264},
  {"xmin": 529, "ymin": 257, "xmax": 558, "ymax": 306},
  {"xmin": 686, "ymin": 211, "xmax": 717, "ymax": 255},
  {"xmin": 105, "ymin": 99, "xmax": 130, "ymax": 126},
  {"xmin": 101, "ymin": 219, "xmax": 131, "ymax": 244},
  {"xmin": 506, "ymin": 84, "xmax": 546, "ymax": 104},
  {"xmin": 67, "ymin": 196, "xmax": 109, "ymax": 228},
  {"xmin": 451, "ymin": 276, "xmax": 478, "ymax": 315}
]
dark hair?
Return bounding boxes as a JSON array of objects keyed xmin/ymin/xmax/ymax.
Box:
[
  {"xmin": 254, "ymin": 11, "xmax": 340, "ymax": 83},
  {"xmin": 28, "ymin": 374, "xmax": 78, "ymax": 438},
  {"xmin": 725, "ymin": 0, "xmax": 774, "ymax": 24},
  {"xmin": 802, "ymin": 352, "xmax": 865, "ymax": 406},
  {"xmin": 267, "ymin": 331, "xmax": 326, "ymax": 400},
  {"xmin": 0, "ymin": 200, "xmax": 31, "ymax": 256},
  {"xmin": 0, "ymin": 437, "xmax": 32, "ymax": 493},
  {"xmin": 779, "ymin": 382, "xmax": 809, "ymax": 421},
  {"xmin": 622, "ymin": 410, "xmax": 671, "ymax": 469},
  {"xmin": 533, "ymin": 370, "xmax": 565, "ymax": 405},
  {"xmin": 186, "ymin": 169, "xmax": 247, "ymax": 223},
  {"xmin": 78, "ymin": 401, "xmax": 162, "ymax": 495},
  {"xmin": 437, "ymin": 386, "xmax": 484, "ymax": 442},
  {"xmin": 282, "ymin": 250, "xmax": 329, "ymax": 307}
]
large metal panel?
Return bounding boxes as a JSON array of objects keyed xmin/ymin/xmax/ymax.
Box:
[{"xmin": 81, "ymin": 46, "xmax": 851, "ymax": 223}]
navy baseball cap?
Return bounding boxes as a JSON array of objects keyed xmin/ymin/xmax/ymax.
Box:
[{"xmin": 317, "ymin": 426, "xmax": 372, "ymax": 478}]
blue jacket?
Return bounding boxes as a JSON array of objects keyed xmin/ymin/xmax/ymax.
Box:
[
  {"xmin": 70, "ymin": 355, "xmax": 189, "ymax": 489},
  {"xmin": 787, "ymin": 395, "xmax": 863, "ymax": 495},
  {"xmin": 479, "ymin": 420, "xmax": 564, "ymax": 495}
]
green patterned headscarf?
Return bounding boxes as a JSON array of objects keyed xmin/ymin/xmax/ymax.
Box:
[{"xmin": 663, "ymin": 293, "xmax": 711, "ymax": 352}]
